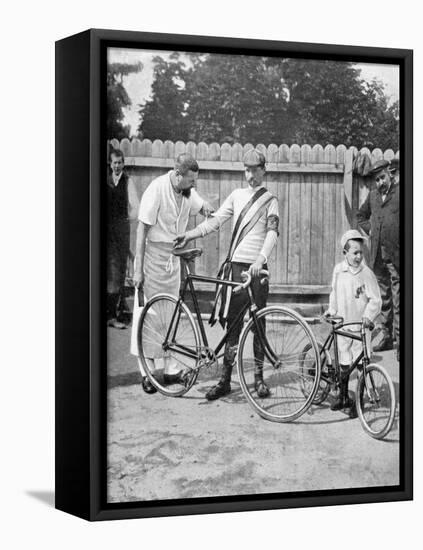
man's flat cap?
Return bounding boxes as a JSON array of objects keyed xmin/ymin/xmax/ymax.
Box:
[
  {"xmin": 367, "ymin": 159, "xmax": 391, "ymax": 176},
  {"xmin": 243, "ymin": 149, "xmax": 266, "ymax": 167}
]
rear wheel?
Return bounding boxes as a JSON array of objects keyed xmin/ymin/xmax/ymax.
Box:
[
  {"xmin": 137, "ymin": 294, "xmax": 200, "ymax": 397},
  {"xmin": 356, "ymin": 363, "xmax": 396, "ymax": 439},
  {"xmin": 237, "ymin": 306, "xmax": 320, "ymax": 422}
]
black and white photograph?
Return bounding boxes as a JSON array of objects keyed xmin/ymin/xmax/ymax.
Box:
[{"xmin": 105, "ymin": 44, "xmax": 403, "ymax": 504}]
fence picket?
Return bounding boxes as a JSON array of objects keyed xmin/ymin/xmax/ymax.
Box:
[
  {"xmin": 336, "ymin": 144, "xmax": 346, "ymax": 165},
  {"xmin": 175, "ymin": 140, "xmax": 186, "ymax": 157},
  {"xmin": 290, "ymin": 144, "xmax": 301, "ymax": 163},
  {"xmin": 208, "ymin": 143, "xmax": 221, "ymax": 161},
  {"xmin": 186, "ymin": 141, "xmax": 197, "ymax": 157},
  {"xmin": 197, "ymin": 142, "xmax": 208, "ymax": 160},
  {"xmin": 152, "ymin": 139, "xmax": 163, "ymax": 158},
  {"xmin": 221, "ymin": 143, "xmax": 232, "ymax": 161},
  {"xmin": 231, "ymin": 143, "xmax": 243, "ymax": 161},
  {"xmin": 267, "ymin": 144, "xmax": 278, "ymax": 163},
  {"xmin": 140, "ymin": 139, "xmax": 152, "ymax": 157},
  {"xmin": 301, "ymin": 144, "xmax": 312, "ymax": 164}
]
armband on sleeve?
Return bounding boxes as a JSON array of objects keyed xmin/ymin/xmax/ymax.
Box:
[{"xmin": 267, "ymin": 214, "xmax": 279, "ymax": 235}]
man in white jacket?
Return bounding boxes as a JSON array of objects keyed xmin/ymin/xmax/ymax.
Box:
[{"xmin": 325, "ymin": 229, "xmax": 382, "ymax": 418}]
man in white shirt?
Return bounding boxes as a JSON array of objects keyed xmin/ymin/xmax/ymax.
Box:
[
  {"xmin": 132, "ymin": 154, "xmax": 212, "ymax": 393},
  {"xmin": 175, "ymin": 149, "xmax": 279, "ymax": 400}
]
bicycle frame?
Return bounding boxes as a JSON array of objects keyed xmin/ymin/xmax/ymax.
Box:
[
  {"xmin": 320, "ymin": 320, "xmax": 372, "ymax": 389},
  {"xmin": 162, "ymin": 260, "xmax": 277, "ymax": 367}
]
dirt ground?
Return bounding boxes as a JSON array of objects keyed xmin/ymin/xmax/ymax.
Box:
[{"xmin": 107, "ymin": 320, "xmax": 400, "ymax": 503}]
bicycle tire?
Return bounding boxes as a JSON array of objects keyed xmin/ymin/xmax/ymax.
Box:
[
  {"xmin": 356, "ymin": 363, "xmax": 396, "ymax": 439},
  {"xmin": 137, "ymin": 293, "xmax": 201, "ymax": 397},
  {"xmin": 237, "ymin": 305, "xmax": 320, "ymax": 422}
]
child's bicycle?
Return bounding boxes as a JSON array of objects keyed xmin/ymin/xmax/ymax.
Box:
[
  {"xmin": 137, "ymin": 247, "xmax": 322, "ymax": 423},
  {"xmin": 302, "ymin": 315, "xmax": 396, "ymax": 439}
]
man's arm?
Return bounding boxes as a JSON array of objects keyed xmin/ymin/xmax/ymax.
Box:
[
  {"xmin": 356, "ymin": 194, "xmax": 371, "ymax": 235},
  {"xmin": 133, "ymin": 222, "xmax": 150, "ymax": 288}
]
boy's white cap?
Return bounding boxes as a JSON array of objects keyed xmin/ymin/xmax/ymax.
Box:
[{"xmin": 341, "ymin": 229, "xmax": 367, "ymax": 249}]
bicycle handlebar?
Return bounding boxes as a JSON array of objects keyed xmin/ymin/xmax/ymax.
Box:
[
  {"xmin": 321, "ymin": 315, "xmax": 374, "ymax": 331},
  {"xmin": 233, "ymin": 269, "xmax": 269, "ymax": 293}
]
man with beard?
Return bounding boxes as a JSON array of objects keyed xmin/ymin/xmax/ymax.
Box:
[
  {"xmin": 356, "ymin": 159, "xmax": 400, "ymax": 360},
  {"xmin": 174, "ymin": 149, "xmax": 279, "ymax": 400},
  {"xmin": 132, "ymin": 153, "xmax": 213, "ymax": 393}
]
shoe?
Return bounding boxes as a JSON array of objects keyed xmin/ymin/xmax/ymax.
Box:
[
  {"xmin": 163, "ymin": 371, "xmax": 184, "ymax": 385},
  {"xmin": 373, "ymin": 334, "xmax": 393, "ymax": 352},
  {"xmin": 347, "ymin": 401, "xmax": 358, "ymax": 419},
  {"xmin": 205, "ymin": 381, "xmax": 231, "ymax": 401},
  {"xmin": 141, "ymin": 376, "xmax": 157, "ymax": 394},
  {"xmin": 107, "ymin": 318, "xmax": 128, "ymax": 329},
  {"xmin": 330, "ymin": 394, "xmax": 344, "ymax": 411},
  {"xmin": 254, "ymin": 374, "xmax": 270, "ymax": 398}
]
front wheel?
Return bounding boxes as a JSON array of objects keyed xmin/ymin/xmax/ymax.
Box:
[
  {"xmin": 237, "ymin": 306, "xmax": 320, "ymax": 422},
  {"xmin": 356, "ymin": 363, "xmax": 396, "ymax": 439},
  {"xmin": 137, "ymin": 294, "xmax": 201, "ymax": 397}
]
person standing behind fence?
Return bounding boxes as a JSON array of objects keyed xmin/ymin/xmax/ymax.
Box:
[
  {"xmin": 174, "ymin": 149, "xmax": 279, "ymax": 401},
  {"xmin": 107, "ymin": 148, "xmax": 139, "ymax": 329},
  {"xmin": 356, "ymin": 159, "xmax": 400, "ymax": 361},
  {"xmin": 131, "ymin": 154, "xmax": 213, "ymax": 394}
]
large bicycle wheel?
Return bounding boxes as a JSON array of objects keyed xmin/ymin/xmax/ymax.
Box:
[
  {"xmin": 137, "ymin": 294, "xmax": 201, "ymax": 397},
  {"xmin": 356, "ymin": 363, "xmax": 396, "ymax": 439},
  {"xmin": 300, "ymin": 341, "xmax": 331, "ymax": 405},
  {"xmin": 237, "ymin": 306, "xmax": 320, "ymax": 422}
]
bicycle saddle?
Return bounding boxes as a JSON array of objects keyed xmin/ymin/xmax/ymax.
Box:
[{"xmin": 172, "ymin": 247, "xmax": 203, "ymax": 261}]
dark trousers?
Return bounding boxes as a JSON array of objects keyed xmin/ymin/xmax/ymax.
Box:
[
  {"xmin": 107, "ymin": 222, "xmax": 130, "ymax": 319},
  {"xmin": 224, "ymin": 262, "xmax": 269, "ymax": 372},
  {"xmin": 373, "ymin": 246, "xmax": 400, "ymax": 346}
]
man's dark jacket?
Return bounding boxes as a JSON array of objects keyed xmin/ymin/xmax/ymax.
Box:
[{"xmin": 356, "ymin": 183, "xmax": 400, "ymax": 271}]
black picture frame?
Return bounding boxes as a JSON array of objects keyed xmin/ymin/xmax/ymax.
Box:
[{"xmin": 55, "ymin": 28, "xmax": 413, "ymax": 521}]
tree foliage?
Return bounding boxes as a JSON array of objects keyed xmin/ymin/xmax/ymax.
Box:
[
  {"xmin": 107, "ymin": 61, "xmax": 143, "ymax": 140},
  {"xmin": 136, "ymin": 54, "xmax": 398, "ymax": 150}
]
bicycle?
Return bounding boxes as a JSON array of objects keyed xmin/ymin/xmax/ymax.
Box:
[
  {"xmin": 137, "ymin": 247, "xmax": 321, "ymax": 423},
  {"xmin": 301, "ymin": 315, "xmax": 396, "ymax": 439}
]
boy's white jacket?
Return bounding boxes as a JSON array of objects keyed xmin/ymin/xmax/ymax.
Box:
[{"xmin": 327, "ymin": 260, "xmax": 382, "ymax": 325}]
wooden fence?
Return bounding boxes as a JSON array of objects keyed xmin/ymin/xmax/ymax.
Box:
[{"xmin": 109, "ymin": 138, "xmax": 399, "ymax": 300}]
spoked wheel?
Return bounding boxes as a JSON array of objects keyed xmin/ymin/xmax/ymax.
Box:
[
  {"xmin": 356, "ymin": 363, "xmax": 396, "ymax": 439},
  {"xmin": 300, "ymin": 342, "xmax": 331, "ymax": 405},
  {"xmin": 237, "ymin": 306, "xmax": 320, "ymax": 422},
  {"xmin": 137, "ymin": 294, "xmax": 201, "ymax": 397}
]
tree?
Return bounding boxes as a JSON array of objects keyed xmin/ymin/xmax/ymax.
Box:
[
  {"xmin": 137, "ymin": 53, "xmax": 399, "ymax": 150},
  {"xmin": 138, "ymin": 54, "xmax": 189, "ymax": 141},
  {"xmin": 107, "ymin": 61, "xmax": 143, "ymax": 140}
]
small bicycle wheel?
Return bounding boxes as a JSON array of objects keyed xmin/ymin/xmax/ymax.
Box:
[
  {"xmin": 356, "ymin": 363, "xmax": 396, "ymax": 439},
  {"xmin": 237, "ymin": 306, "xmax": 320, "ymax": 422},
  {"xmin": 300, "ymin": 341, "xmax": 331, "ymax": 405},
  {"xmin": 137, "ymin": 293, "xmax": 200, "ymax": 397}
]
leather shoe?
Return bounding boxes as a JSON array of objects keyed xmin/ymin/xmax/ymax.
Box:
[
  {"xmin": 254, "ymin": 378, "xmax": 270, "ymax": 398},
  {"xmin": 163, "ymin": 371, "xmax": 184, "ymax": 385},
  {"xmin": 142, "ymin": 376, "xmax": 157, "ymax": 394},
  {"xmin": 373, "ymin": 334, "xmax": 393, "ymax": 352},
  {"xmin": 347, "ymin": 401, "xmax": 358, "ymax": 419},
  {"xmin": 205, "ymin": 381, "xmax": 231, "ymax": 401},
  {"xmin": 107, "ymin": 318, "xmax": 128, "ymax": 329}
]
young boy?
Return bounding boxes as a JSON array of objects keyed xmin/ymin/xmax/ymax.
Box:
[{"xmin": 325, "ymin": 229, "xmax": 382, "ymax": 418}]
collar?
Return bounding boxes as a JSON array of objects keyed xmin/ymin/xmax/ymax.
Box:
[
  {"xmin": 341, "ymin": 259, "xmax": 364, "ymax": 275},
  {"xmin": 112, "ymin": 171, "xmax": 123, "ymax": 186}
]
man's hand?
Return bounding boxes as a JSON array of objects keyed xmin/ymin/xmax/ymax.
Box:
[
  {"xmin": 133, "ymin": 269, "xmax": 144, "ymax": 290},
  {"xmin": 362, "ymin": 317, "xmax": 374, "ymax": 330},
  {"xmin": 174, "ymin": 233, "xmax": 189, "ymax": 249},
  {"xmin": 249, "ymin": 256, "xmax": 265, "ymax": 278},
  {"xmin": 201, "ymin": 202, "xmax": 215, "ymax": 218}
]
